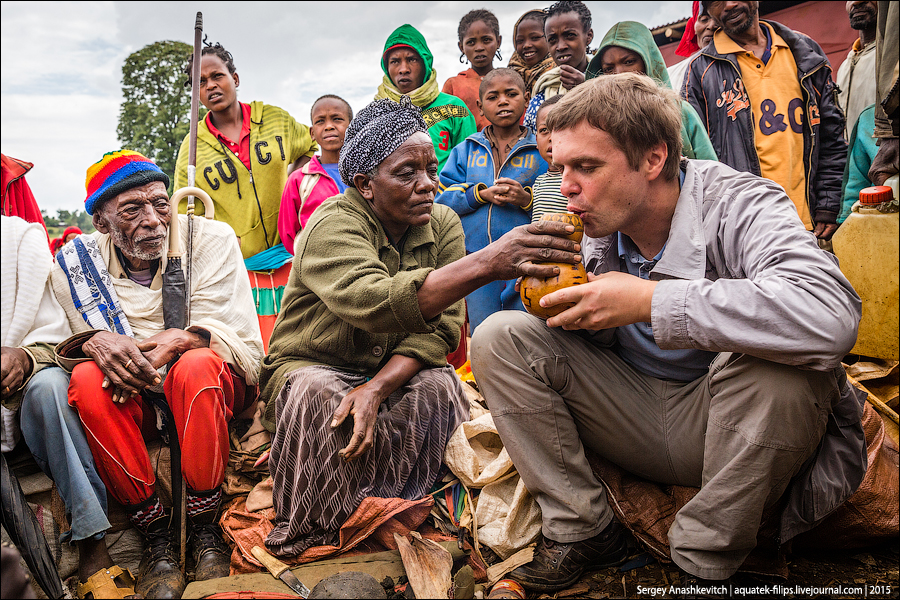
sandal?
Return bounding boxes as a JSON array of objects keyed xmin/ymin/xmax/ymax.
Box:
[{"xmin": 77, "ymin": 565, "xmax": 137, "ymax": 599}]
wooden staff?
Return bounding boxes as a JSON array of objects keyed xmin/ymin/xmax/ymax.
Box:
[{"xmin": 185, "ymin": 11, "xmax": 204, "ymax": 325}]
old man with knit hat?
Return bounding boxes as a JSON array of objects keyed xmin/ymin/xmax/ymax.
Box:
[{"xmin": 50, "ymin": 150, "xmax": 263, "ymax": 598}]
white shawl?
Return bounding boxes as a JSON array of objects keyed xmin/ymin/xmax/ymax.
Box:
[
  {"xmin": 2, "ymin": 215, "xmax": 71, "ymax": 452},
  {"xmin": 1, "ymin": 216, "xmax": 70, "ymax": 348},
  {"xmin": 50, "ymin": 215, "xmax": 263, "ymax": 384}
]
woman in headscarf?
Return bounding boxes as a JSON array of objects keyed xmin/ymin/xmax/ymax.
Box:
[
  {"xmin": 375, "ymin": 24, "xmax": 477, "ymax": 173},
  {"xmin": 259, "ymin": 97, "xmax": 581, "ymax": 556},
  {"xmin": 258, "ymin": 97, "xmax": 468, "ymax": 556},
  {"xmin": 585, "ymin": 21, "xmax": 717, "ymax": 161},
  {"xmin": 61, "ymin": 225, "xmax": 82, "ymax": 244},
  {"xmin": 508, "ymin": 9, "xmax": 556, "ymax": 96},
  {"xmin": 667, "ymin": 2, "xmax": 717, "ymax": 93}
]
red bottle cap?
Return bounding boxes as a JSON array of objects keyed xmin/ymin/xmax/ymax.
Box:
[{"xmin": 859, "ymin": 186, "xmax": 894, "ymax": 205}]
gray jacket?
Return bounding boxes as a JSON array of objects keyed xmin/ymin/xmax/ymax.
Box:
[{"xmin": 582, "ymin": 158, "xmax": 867, "ymax": 543}]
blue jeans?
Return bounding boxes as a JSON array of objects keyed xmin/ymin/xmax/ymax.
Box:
[{"xmin": 19, "ymin": 367, "xmax": 110, "ymax": 542}]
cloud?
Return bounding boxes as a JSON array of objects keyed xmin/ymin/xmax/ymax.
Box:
[{"xmin": 1, "ymin": 93, "xmax": 120, "ymax": 211}]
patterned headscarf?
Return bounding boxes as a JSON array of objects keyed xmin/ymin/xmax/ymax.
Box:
[{"xmin": 338, "ymin": 96, "xmax": 427, "ymax": 187}]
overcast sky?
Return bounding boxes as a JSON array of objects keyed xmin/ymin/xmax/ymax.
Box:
[{"xmin": 1, "ymin": 1, "xmax": 690, "ymax": 215}]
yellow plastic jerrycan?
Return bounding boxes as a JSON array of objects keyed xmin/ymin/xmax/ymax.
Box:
[{"xmin": 832, "ymin": 185, "xmax": 899, "ymax": 360}]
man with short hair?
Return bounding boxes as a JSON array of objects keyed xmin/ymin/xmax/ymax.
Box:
[
  {"xmin": 50, "ymin": 150, "xmax": 263, "ymax": 598},
  {"xmin": 683, "ymin": 1, "xmax": 847, "ymax": 242},
  {"xmin": 836, "ymin": 1, "xmax": 878, "ymax": 137},
  {"xmin": 471, "ymin": 74, "xmax": 865, "ymax": 590}
]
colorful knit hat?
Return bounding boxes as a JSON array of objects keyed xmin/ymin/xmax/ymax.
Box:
[{"xmin": 84, "ymin": 150, "xmax": 170, "ymax": 215}]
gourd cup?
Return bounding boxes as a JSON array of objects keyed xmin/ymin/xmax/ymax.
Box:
[{"xmin": 520, "ymin": 213, "xmax": 587, "ymax": 319}]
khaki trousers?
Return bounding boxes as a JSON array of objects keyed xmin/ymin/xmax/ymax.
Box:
[{"xmin": 471, "ymin": 311, "xmax": 838, "ymax": 579}]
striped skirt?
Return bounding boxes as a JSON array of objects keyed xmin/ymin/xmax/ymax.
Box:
[
  {"xmin": 248, "ymin": 263, "xmax": 292, "ymax": 353},
  {"xmin": 265, "ymin": 364, "xmax": 469, "ymax": 557}
]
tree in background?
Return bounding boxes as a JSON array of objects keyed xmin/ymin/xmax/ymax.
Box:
[
  {"xmin": 117, "ymin": 40, "xmax": 194, "ymax": 193},
  {"xmin": 43, "ymin": 208, "xmax": 95, "ymax": 234}
]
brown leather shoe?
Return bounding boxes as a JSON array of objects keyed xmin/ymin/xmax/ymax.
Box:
[
  {"xmin": 510, "ymin": 519, "xmax": 631, "ymax": 592},
  {"xmin": 135, "ymin": 513, "xmax": 186, "ymax": 599}
]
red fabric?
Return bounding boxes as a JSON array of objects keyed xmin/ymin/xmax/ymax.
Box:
[
  {"xmin": 447, "ymin": 324, "xmax": 468, "ymax": 370},
  {"xmin": 676, "ymin": 1, "xmax": 701, "ymax": 58},
  {"xmin": 257, "ymin": 315, "xmax": 277, "ymax": 355},
  {"xmin": 1, "ymin": 154, "xmax": 48, "ymax": 238},
  {"xmin": 68, "ymin": 348, "xmax": 248, "ymax": 505},
  {"xmin": 442, "ymin": 69, "xmax": 489, "ymax": 131},
  {"xmin": 206, "ymin": 102, "xmax": 253, "ymax": 171},
  {"xmin": 222, "ymin": 495, "xmax": 487, "ymax": 581},
  {"xmin": 61, "ymin": 226, "xmax": 82, "ymax": 241},
  {"xmin": 224, "ymin": 495, "xmax": 434, "ymax": 572},
  {"xmin": 248, "ymin": 263, "xmax": 292, "ymax": 353},
  {"xmin": 383, "ymin": 44, "xmax": 415, "ymax": 64}
]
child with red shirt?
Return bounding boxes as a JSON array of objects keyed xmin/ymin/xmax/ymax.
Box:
[
  {"xmin": 442, "ymin": 9, "xmax": 502, "ymax": 131},
  {"xmin": 279, "ymin": 95, "xmax": 352, "ymax": 254}
]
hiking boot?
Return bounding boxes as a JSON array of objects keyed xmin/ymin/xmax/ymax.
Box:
[
  {"xmin": 187, "ymin": 487, "xmax": 230, "ymax": 582},
  {"xmin": 189, "ymin": 521, "xmax": 231, "ymax": 581},
  {"xmin": 510, "ymin": 518, "xmax": 630, "ymax": 592},
  {"xmin": 135, "ymin": 512, "xmax": 186, "ymax": 599}
]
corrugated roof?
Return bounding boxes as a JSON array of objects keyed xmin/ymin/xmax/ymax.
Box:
[{"xmin": 651, "ymin": 17, "xmax": 689, "ymax": 33}]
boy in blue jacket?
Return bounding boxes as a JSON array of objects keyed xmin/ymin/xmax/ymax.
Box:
[{"xmin": 437, "ymin": 68, "xmax": 548, "ymax": 332}]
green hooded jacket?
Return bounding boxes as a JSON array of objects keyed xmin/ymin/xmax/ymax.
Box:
[
  {"xmin": 378, "ymin": 24, "xmax": 477, "ymax": 172},
  {"xmin": 587, "ymin": 21, "xmax": 717, "ymax": 162}
]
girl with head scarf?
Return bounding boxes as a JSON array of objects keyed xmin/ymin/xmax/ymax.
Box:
[
  {"xmin": 375, "ymin": 24, "xmax": 477, "ymax": 172},
  {"xmin": 49, "ymin": 236, "xmax": 63, "ymax": 256},
  {"xmin": 61, "ymin": 225, "xmax": 82, "ymax": 244},
  {"xmin": 508, "ymin": 9, "xmax": 556, "ymax": 96}
]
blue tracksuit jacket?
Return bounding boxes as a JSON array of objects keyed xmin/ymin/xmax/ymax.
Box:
[{"xmin": 436, "ymin": 129, "xmax": 547, "ymax": 332}]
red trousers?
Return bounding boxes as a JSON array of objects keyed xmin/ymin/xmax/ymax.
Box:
[{"xmin": 68, "ymin": 348, "xmax": 248, "ymax": 506}]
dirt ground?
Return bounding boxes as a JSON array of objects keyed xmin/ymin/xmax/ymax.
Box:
[
  {"xmin": 12, "ymin": 519, "xmax": 899, "ymax": 599},
  {"xmin": 531, "ymin": 540, "xmax": 899, "ymax": 600}
]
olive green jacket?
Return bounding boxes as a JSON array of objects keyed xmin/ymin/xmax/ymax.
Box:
[{"xmin": 259, "ymin": 188, "xmax": 465, "ymax": 431}]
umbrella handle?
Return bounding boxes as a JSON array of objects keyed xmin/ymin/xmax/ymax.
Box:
[{"xmin": 168, "ymin": 187, "xmax": 215, "ymax": 256}]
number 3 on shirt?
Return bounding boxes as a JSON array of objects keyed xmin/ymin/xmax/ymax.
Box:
[{"xmin": 439, "ymin": 130, "xmax": 450, "ymax": 151}]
